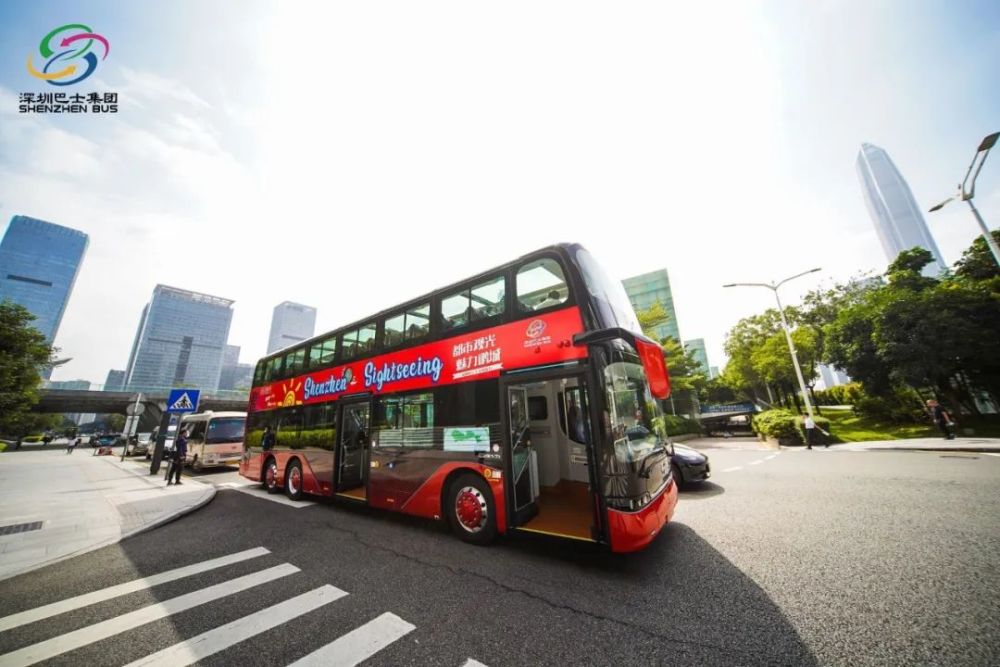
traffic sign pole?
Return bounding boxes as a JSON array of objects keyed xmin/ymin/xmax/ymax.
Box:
[{"xmin": 151, "ymin": 388, "xmax": 201, "ymax": 476}]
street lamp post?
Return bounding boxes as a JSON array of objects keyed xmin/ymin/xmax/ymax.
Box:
[
  {"xmin": 723, "ymin": 268, "xmax": 822, "ymax": 419},
  {"xmin": 929, "ymin": 131, "xmax": 1000, "ymax": 268}
]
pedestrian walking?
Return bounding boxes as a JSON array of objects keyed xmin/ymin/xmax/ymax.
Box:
[
  {"xmin": 926, "ymin": 399, "xmax": 956, "ymax": 440},
  {"xmin": 167, "ymin": 428, "xmax": 188, "ymax": 485},
  {"xmin": 67, "ymin": 437, "xmax": 80, "ymax": 454},
  {"xmin": 803, "ymin": 414, "xmax": 817, "ymax": 449}
]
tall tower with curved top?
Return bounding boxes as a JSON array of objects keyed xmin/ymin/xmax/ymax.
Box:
[{"xmin": 856, "ymin": 143, "xmax": 947, "ymax": 276}]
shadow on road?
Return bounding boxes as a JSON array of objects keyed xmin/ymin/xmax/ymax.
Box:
[{"xmin": 677, "ymin": 480, "xmax": 725, "ymax": 499}]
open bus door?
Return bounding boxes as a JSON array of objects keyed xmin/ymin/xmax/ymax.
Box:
[
  {"xmin": 505, "ymin": 385, "xmax": 538, "ymax": 527},
  {"xmin": 502, "ymin": 369, "xmax": 601, "ymax": 542}
]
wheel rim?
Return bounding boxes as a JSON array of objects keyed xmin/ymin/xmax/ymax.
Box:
[
  {"xmin": 455, "ymin": 486, "xmax": 487, "ymax": 533},
  {"xmin": 265, "ymin": 463, "xmax": 277, "ymax": 489},
  {"xmin": 288, "ymin": 466, "xmax": 301, "ymax": 494}
]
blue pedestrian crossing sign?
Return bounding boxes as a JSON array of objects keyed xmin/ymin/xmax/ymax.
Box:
[{"xmin": 167, "ymin": 389, "xmax": 200, "ymax": 413}]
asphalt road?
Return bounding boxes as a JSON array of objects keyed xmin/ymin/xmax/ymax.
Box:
[{"xmin": 1, "ymin": 446, "xmax": 998, "ymax": 666}]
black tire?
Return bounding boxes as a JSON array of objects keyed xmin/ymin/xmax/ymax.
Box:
[
  {"xmin": 671, "ymin": 462, "xmax": 685, "ymax": 490},
  {"xmin": 264, "ymin": 458, "xmax": 280, "ymax": 494},
  {"xmin": 285, "ymin": 460, "xmax": 304, "ymax": 501},
  {"xmin": 447, "ymin": 473, "xmax": 497, "ymax": 545}
]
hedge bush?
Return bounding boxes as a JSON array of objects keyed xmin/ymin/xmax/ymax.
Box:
[
  {"xmin": 654, "ymin": 415, "xmax": 701, "ymax": 437},
  {"xmin": 813, "ymin": 383, "xmax": 864, "ymax": 406},
  {"xmin": 753, "ymin": 409, "xmax": 832, "ymax": 445}
]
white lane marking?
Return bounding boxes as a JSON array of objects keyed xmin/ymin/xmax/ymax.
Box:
[
  {"xmin": 765, "ymin": 454, "xmax": 779, "ymax": 460},
  {"xmin": 984, "ymin": 453, "xmax": 1000, "ymax": 458},
  {"xmin": 233, "ymin": 486, "xmax": 315, "ymax": 508},
  {"xmin": 124, "ymin": 585, "xmax": 348, "ymax": 667},
  {"xmin": 463, "ymin": 660, "xmax": 490, "ymax": 667},
  {"xmin": 0, "ymin": 564, "xmax": 299, "ymax": 667},
  {"xmin": 721, "ymin": 467, "xmax": 742, "ymax": 473},
  {"xmin": 749, "ymin": 460, "xmax": 764, "ymax": 466},
  {"xmin": 0, "ymin": 547, "xmax": 270, "ymax": 633},
  {"xmin": 287, "ymin": 612, "xmax": 415, "ymax": 667}
]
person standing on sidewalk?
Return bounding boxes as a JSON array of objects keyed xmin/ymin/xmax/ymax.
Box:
[
  {"xmin": 926, "ymin": 399, "xmax": 956, "ymax": 440},
  {"xmin": 803, "ymin": 414, "xmax": 817, "ymax": 450},
  {"xmin": 167, "ymin": 429, "xmax": 188, "ymax": 485}
]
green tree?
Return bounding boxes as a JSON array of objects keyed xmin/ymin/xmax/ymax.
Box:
[
  {"xmin": 634, "ymin": 303, "xmax": 707, "ymax": 398},
  {"xmin": 0, "ymin": 301, "xmax": 53, "ymax": 436},
  {"xmin": 952, "ymin": 230, "xmax": 1000, "ymax": 283}
]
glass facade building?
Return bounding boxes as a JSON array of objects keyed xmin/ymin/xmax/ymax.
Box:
[
  {"xmin": 125, "ymin": 285, "xmax": 234, "ymax": 392},
  {"xmin": 683, "ymin": 338, "xmax": 711, "ymax": 377},
  {"xmin": 621, "ymin": 269, "xmax": 681, "ymax": 343},
  {"xmin": 218, "ymin": 344, "xmax": 253, "ymax": 391},
  {"xmin": 267, "ymin": 301, "xmax": 317, "ymax": 354},
  {"xmin": 0, "ymin": 215, "xmax": 88, "ymax": 344},
  {"xmin": 104, "ymin": 369, "xmax": 126, "ymax": 392},
  {"xmin": 856, "ymin": 143, "xmax": 947, "ymax": 276}
]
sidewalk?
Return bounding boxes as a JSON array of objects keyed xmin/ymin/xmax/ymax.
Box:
[
  {"xmin": 682, "ymin": 435, "xmax": 1000, "ymax": 453},
  {"xmin": 830, "ymin": 437, "xmax": 1000, "ymax": 453},
  {"xmin": 0, "ymin": 448, "xmax": 215, "ymax": 581}
]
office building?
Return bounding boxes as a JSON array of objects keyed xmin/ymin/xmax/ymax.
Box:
[
  {"xmin": 709, "ymin": 366, "xmax": 719, "ymax": 380},
  {"xmin": 683, "ymin": 338, "xmax": 711, "ymax": 377},
  {"xmin": 0, "ymin": 215, "xmax": 88, "ymax": 348},
  {"xmin": 817, "ymin": 364, "xmax": 851, "ymax": 391},
  {"xmin": 219, "ymin": 344, "xmax": 254, "ymax": 391},
  {"xmin": 104, "ymin": 369, "xmax": 126, "ymax": 392},
  {"xmin": 267, "ymin": 301, "xmax": 317, "ymax": 354},
  {"xmin": 856, "ymin": 143, "xmax": 947, "ymax": 276},
  {"xmin": 125, "ymin": 285, "xmax": 234, "ymax": 392},
  {"xmin": 621, "ymin": 270, "xmax": 681, "ymax": 343}
]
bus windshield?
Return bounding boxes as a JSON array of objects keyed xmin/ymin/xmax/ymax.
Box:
[
  {"xmin": 575, "ymin": 247, "xmax": 643, "ymax": 334},
  {"xmin": 604, "ymin": 345, "xmax": 667, "ymax": 463},
  {"xmin": 206, "ymin": 418, "xmax": 246, "ymax": 444}
]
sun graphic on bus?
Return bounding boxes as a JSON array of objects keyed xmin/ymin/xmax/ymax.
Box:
[{"xmin": 280, "ymin": 381, "xmax": 302, "ymax": 406}]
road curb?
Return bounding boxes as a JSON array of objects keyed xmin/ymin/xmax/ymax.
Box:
[{"xmin": 98, "ymin": 455, "xmax": 217, "ymax": 539}]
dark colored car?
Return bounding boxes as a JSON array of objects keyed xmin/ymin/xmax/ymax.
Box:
[
  {"xmin": 96, "ymin": 433, "xmax": 122, "ymax": 447},
  {"xmin": 671, "ymin": 443, "xmax": 710, "ymax": 487}
]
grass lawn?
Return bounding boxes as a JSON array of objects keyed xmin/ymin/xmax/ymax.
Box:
[{"xmin": 818, "ymin": 408, "xmax": 1000, "ymax": 442}]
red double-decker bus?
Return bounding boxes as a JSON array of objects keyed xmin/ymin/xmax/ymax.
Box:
[{"xmin": 240, "ymin": 244, "xmax": 677, "ymax": 552}]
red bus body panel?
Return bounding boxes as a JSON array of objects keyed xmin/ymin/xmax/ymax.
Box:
[{"xmin": 606, "ymin": 478, "xmax": 678, "ymax": 553}]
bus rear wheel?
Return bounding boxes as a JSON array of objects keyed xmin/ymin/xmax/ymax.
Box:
[
  {"xmin": 447, "ymin": 473, "xmax": 496, "ymax": 545},
  {"xmin": 285, "ymin": 460, "xmax": 303, "ymax": 501},
  {"xmin": 264, "ymin": 459, "xmax": 280, "ymax": 494}
]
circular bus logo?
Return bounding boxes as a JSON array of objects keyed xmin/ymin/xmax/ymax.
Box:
[
  {"xmin": 526, "ymin": 319, "xmax": 547, "ymax": 339},
  {"xmin": 27, "ymin": 24, "xmax": 110, "ymax": 86}
]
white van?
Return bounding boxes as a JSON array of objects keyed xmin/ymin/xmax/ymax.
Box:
[{"xmin": 179, "ymin": 411, "xmax": 247, "ymax": 470}]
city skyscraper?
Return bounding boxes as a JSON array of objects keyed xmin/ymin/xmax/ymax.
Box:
[
  {"xmin": 125, "ymin": 285, "xmax": 234, "ymax": 392},
  {"xmin": 0, "ymin": 215, "xmax": 88, "ymax": 345},
  {"xmin": 218, "ymin": 344, "xmax": 253, "ymax": 391},
  {"xmin": 855, "ymin": 143, "xmax": 947, "ymax": 276},
  {"xmin": 621, "ymin": 270, "xmax": 680, "ymax": 343},
  {"xmin": 683, "ymin": 338, "xmax": 711, "ymax": 377},
  {"xmin": 267, "ymin": 301, "xmax": 317, "ymax": 354},
  {"xmin": 104, "ymin": 369, "xmax": 126, "ymax": 392}
]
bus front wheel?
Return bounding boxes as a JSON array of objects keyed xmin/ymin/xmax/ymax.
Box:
[
  {"xmin": 264, "ymin": 459, "xmax": 280, "ymax": 494},
  {"xmin": 447, "ymin": 473, "xmax": 496, "ymax": 546}
]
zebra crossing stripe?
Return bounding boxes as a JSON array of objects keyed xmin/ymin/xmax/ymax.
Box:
[
  {"xmin": 123, "ymin": 585, "xmax": 348, "ymax": 667},
  {"xmin": 463, "ymin": 660, "xmax": 490, "ymax": 667},
  {"xmin": 0, "ymin": 546, "xmax": 270, "ymax": 633},
  {"xmin": 0, "ymin": 563, "xmax": 299, "ymax": 667},
  {"xmin": 287, "ymin": 612, "xmax": 416, "ymax": 667}
]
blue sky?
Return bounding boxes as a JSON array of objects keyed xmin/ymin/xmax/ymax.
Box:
[{"xmin": 1, "ymin": 1, "xmax": 998, "ymax": 385}]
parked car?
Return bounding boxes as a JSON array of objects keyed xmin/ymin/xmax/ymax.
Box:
[
  {"xmin": 671, "ymin": 444, "xmax": 711, "ymax": 487},
  {"xmin": 126, "ymin": 433, "xmax": 152, "ymax": 456},
  {"xmin": 96, "ymin": 433, "xmax": 122, "ymax": 447}
]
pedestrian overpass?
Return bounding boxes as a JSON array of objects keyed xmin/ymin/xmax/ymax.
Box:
[{"xmin": 36, "ymin": 388, "xmax": 249, "ymax": 431}]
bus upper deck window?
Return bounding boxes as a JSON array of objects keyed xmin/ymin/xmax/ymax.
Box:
[{"xmin": 517, "ymin": 258, "xmax": 569, "ymax": 312}]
